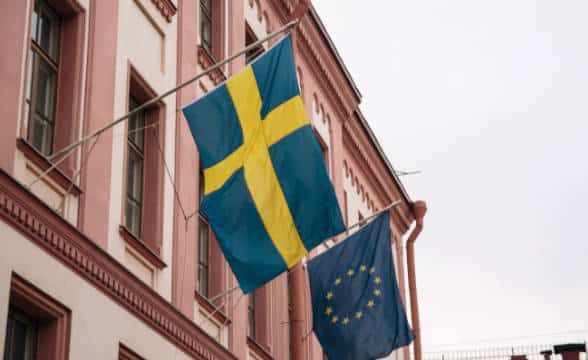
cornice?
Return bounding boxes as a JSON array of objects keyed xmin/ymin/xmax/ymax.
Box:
[
  {"xmin": 0, "ymin": 170, "xmax": 236, "ymax": 360},
  {"xmin": 265, "ymin": 1, "xmax": 356, "ymax": 120},
  {"xmin": 150, "ymin": 0, "xmax": 177, "ymax": 23},
  {"xmin": 295, "ymin": 31, "xmax": 350, "ymax": 122},
  {"xmin": 342, "ymin": 122, "xmax": 412, "ymax": 232}
]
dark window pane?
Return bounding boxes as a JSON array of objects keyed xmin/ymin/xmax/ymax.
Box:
[
  {"xmin": 197, "ymin": 217, "xmax": 209, "ymax": 297},
  {"xmin": 127, "ymin": 148, "xmax": 144, "ymax": 202},
  {"xmin": 128, "ymin": 98, "xmax": 145, "ymax": 150},
  {"xmin": 128, "ymin": 113, "xmax": 145, "ymax": 150},
  {"xmin": 126, "ymin": 199, "xmax": 142, "ymax": 237},
  {"xmin": 30, "ymin": 114, "xmax": 53, "ymax": 156},
  {"xmin": 199, "ymin": 170, "xmax": 205, "ymax": 203},
  {"xmin": 3, "ymin": 307, "xmax": 37, "ymax": 360},
  {"xmin": 37, "ymin": 1, "xmax": 60, "ymax": 61},
  {"xmin": 198, "ymin": 264, "xmax": 208, "ymax": 297},
  {"xmin": 248, "ymin": 293, "xmax": 256, "ymax": 339},
  {"xmin": 201, "ymin": 15, "xmax": 212, "ymax": 51},
  {"xmin": 201, "ymin": 0, "xmax": 211, "ymax": 13},
  {"xmin": 126, "ymin": 142, "xmax": 143, "ymax": 238},
  {"xmin": 245, "ymin": 26, "xmax": 264, "ymax": 64},
  {"xmin": 199, "ymin": 222, "xmax": 208, "ymax": 265},
  {"xmin": 35, "ymin": 58, "xmax": 57, "ymax": 121}
]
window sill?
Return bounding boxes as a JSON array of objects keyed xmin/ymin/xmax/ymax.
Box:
[
  {"xmin": 247, "ymin": 336, "xmax": 273, "ymax": 360},
  {"xmin": 119, "ymin": 225, "xmax": 166, "ymax": 269},
  {"xmin": 194, "ymin": 291, "xmax": 230, "ymax": 325},
  {"xmin": 197, "ymin": 45, "xmax": 226, "ymax": 85},
  {"xmin": 16, "ymin": 138, "xmax": 82, "ymax": 196}
]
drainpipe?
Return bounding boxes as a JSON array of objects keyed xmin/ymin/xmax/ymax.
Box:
[
  {"xmin": 291, "ymin": 263, "xmax": 308, "ymax": 360},
  {"xmin": 406, "ymin": 201, "xmax": 427, "ymax": 360}
]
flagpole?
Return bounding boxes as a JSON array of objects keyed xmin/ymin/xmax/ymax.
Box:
[
  {"xmin": 28, "ymin": 19, "xmax": 301, "ymax": 189},
  {"xmin": 335, "ymin": 199, "xmax": 403, "ymax": 238}
]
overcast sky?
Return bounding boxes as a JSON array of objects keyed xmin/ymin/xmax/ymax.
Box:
[{"xmin": 312, "ymin": 0, "xmax": 588, "ymax": 352}]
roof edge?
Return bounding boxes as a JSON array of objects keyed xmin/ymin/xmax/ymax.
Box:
[
  {"xmin": 353, "ymin": 108, "xmax": 413, "ymax": 206},
  {"xmin": 307, "ymin": 5, "xmax": 362, "ymax": 101}
]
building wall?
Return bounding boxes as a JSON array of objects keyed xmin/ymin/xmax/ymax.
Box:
[
  {"xmin": 0, "ymin": 222, "xmax": 192, "ymax": 360},
  {"xmin": 0, "ymin": 0, "xmax": 417, "ymax": 359}
]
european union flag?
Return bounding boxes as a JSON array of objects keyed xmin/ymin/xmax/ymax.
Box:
[
  {"xmin": 308, "ymin": 212, "xmax": 414, "ymax": 360},
  {"xmin": 182, "ymin": 35, "xmax": 345, "ymax": 293}
]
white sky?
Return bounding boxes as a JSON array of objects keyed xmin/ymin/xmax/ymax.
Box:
[{"xmin": 312, "ymin": 0, "xmax": 588, "ymax": 352}]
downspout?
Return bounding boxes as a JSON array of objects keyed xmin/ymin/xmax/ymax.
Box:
[{"xmin": 406, "ymin": 201, "xmax": 427, "ymax": 360}]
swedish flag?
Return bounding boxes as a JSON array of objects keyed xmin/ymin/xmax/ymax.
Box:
[
  {"xmin": 308, "ymin": 212, "xmax": 415, "ymax": 360},
  {"xmin": 182, "ymin": 35, "xmax": 345, "ymax": 293}
]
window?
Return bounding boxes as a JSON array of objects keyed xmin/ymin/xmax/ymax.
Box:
[
  {"xmin": 197, "ymin": 217, "xmax": 210, "ymax": 297},
  {"xmin": 26, "ymin": 0, "xmax": 61, "ymax": 156},
  {"xmin": 125, "ymin": 98, "xmax": 145, "ymax": 238},
  {"xmin": 199, "ymin": 0, "xmax": 224, "ymax": 61},
  {"xmin": 248, "ymin": 292, "xmax": 256, "ymax": 339},
  {"xmin": 200, "ymin": 0, "xmax": 212, "ymax": 52},
  {"xmin": 120, "ymin": 68, "xmax": 166, "ymax": 266},
  {"xmin": 3, "ymin": 307, "xmax": 38, "ymax": 360},
  {"xmin": 245, "ymin": 24, "xmax": 264, "ymax": 64},
  {"xmin": 4, "ymin": 274, "xmax": 71, "ymax": 360},
  {"xmin": 197, "ymin": 170, "xmax": 211, "ymax": 298}
]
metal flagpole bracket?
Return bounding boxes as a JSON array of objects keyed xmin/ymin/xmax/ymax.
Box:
[{"xmin": 345, "ymin": 199, "xmax": 403, "ymax": 234}]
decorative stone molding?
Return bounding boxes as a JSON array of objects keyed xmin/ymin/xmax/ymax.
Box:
[
  {"xmin": 247, "ymin": 336, "xmax": 274, "ymax": 360},
  {"xmin": 0, "ymin": 170, "xmax": 236, "ymax": 360},
  {"xmin": 197, "ymin": 46, "xmax": 227, "ymax": 86},
  {"xmin": 342, "ymin": 122, "xmax": 412, "ymax": 232},
  {"xmin": 295, "ymin": 28, "xmax": 351, "ymax": 122},
  {"xmin": 149, "ymin": 0, "xmax": 177, "ymax": 23}
]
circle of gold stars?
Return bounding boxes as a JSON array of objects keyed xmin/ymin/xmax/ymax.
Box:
[{"xmin": 323, "ymin": 264, "xmax": 383, "ymax": 328}]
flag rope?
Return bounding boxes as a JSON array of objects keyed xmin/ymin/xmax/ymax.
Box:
[{"xmin": 26, "ymin": 19, "xmax": 301, "ymax": 191}]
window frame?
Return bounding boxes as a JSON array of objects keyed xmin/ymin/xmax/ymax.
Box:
[
  {"xmin": 26, "ymin": 0, "xmax": 62, "ymax": 156},
  {"xmin": 119, "ymin": 65, "xmax": 167, "ymax": 270},
  {"xmin": 4, "ymin": 273, "xmax": 71, "ymax": 360}
]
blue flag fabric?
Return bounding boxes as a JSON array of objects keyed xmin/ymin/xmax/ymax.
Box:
[
  {"xmin": 308, "ymin": 212, "xmax": 415, "ymax": 360},
  {"xmin": 182, "ymin": 35, "xmax": 345, "ymax": 293}
]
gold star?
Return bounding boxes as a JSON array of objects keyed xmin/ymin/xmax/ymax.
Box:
[
  {"xmin": 360, "ymin": 265, "xmax": 367, "ymax": 272},
  {"xmin": 367, "ymin": 300, "xmax": 375, "ymax": 308},
  {"xmin": 374, "ymin": 276, "xmax": 382, "ymax": 284},
  {"xmin": 347, "ymin": 269, "xmax": 355, "ymax": 276},
  {"xmin": 331, "ymin": 316, "xmax": 339, "ymax": 324},
  {"xmin": 342, "ymin": 317, "xmax": 350, "ymax": 325},
  {"xmin": 355, "ymin": 311, "xmax": 363, "ymax": 319},
  {"xmin": 370, "ymin": 267, "xmax": 375, "ymax": 274},
  {"xmin": 326, "ymin": 291, "xmax": 334, "ymax": 300},
  {"xmin": 374, "ymin": 289, "xmax": 381, "ymax": 297},
  {"xmin": 325, "ymin": 306, "xmax": 333, "ymax": 315},
  {"xmin": 334, "ymin": 278, "xmax": 341, "ymax": 286}
]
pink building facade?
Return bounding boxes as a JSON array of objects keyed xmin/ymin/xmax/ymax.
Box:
[{"xmin": 0, "ymin": 0, "xmax": 425, "ymax": 359}]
